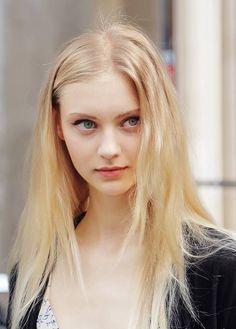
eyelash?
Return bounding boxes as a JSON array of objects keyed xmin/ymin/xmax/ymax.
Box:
[{"xmin": 72, "ymin": 116, "xmax": 140, "ymax": 130}]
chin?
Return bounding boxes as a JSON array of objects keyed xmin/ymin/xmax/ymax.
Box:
[
  {"xmin": 103, "ymin": 190, "xmax": 130, "ymax": 197},
  {"xmin": 92, "ymin": 182, "xmax": 135, "ymax": 197}
]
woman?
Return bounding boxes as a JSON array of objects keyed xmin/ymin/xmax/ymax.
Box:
[{"xmin": 6, "ymin": 20, "xmax": 236, "ymax": 329}]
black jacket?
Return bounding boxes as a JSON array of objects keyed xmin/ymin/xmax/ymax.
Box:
[{"xmin": 6, "ymin": 225, "xmax": 236, "ymax": 329}]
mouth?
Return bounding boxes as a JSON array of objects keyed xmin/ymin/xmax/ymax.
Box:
[
  {"xmin": 95, "ymin": 166, "xmax": 128, "ymax": 177},
  {"xmin": 96, "ymin": 166, "xmax": 128, "ymax": 172}
]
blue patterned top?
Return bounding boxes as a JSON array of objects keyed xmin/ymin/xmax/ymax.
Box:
[
  {"xmin": 37, "ymin": 213, "xmax": 86, "ymax": 328},
  {"xmin": 37, "ymin": 276, "xmax": 60, "ymax": 329},
  {"xmin": 37, "ymin": 298, "xmax": 59, "ymax": 329}
]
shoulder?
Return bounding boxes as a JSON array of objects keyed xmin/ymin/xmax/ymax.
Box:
[
  {"xmin": 6, "ymin": 264, "xmax": 49, "ymax": 329},
  {"xmin": 185, "ymin": 228, "xmax": 236, "ymax": 328},
  {"xmin": 189, "ymin": 227, "xmax": 236, "ymax": 266},
  {"xmin": 186, "ymin": 226, "xmax": 236, "ymax": 281},
  {"xmin": 187, "ymin": 245, "xmax": 236, "ymax": 288}
]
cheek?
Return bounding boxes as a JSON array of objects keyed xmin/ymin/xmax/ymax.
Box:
[
  {"xmin": 129, "ymin": 134, "xmax": 141, "ymax": 158},
  {"xmin": 122, "ymin": 136, "xmax": 140, "ymax": 167},
  {"xmin": 63, "ymin": 134, "xmax": 91, "ymax": 167}
]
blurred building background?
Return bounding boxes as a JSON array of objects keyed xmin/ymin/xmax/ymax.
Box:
[{"xmin": 0, "ymin": 0, "xmax": 235, "ymax": 322}]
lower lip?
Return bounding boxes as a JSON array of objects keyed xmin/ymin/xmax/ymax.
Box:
[{"xmin": 96, "ymin": 167, "xmax": 127, "ymax": 177}]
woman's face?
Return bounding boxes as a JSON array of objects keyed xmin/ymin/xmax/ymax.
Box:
[{"xmin": 56, "ymin": 70, "xmax": 141, "ymax": 197}]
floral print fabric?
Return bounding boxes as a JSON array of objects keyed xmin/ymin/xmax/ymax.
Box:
[
  {"xmin": 37, "ymin": 298, "xmax": 59, "ymax": 329},
  {"xmin": 37, "ymin": 275, "xmax": 59, "ymax": 329}
]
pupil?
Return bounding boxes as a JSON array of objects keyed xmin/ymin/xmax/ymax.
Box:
[
  {"xmin": 85, "ymin": 121, "xmax": 93, "ymax": 128},
  {"xmin": 130, "ymin": 118, "xmax": 137, "ymax": 125}
]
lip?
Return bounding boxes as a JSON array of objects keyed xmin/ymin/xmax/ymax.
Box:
[
  {"xmin": 95, "ymin": 166, "xmax": 128, "ymax": 177},
  {"xmin": 96, "ymin": 166, "xmax": 127, "ymax": 171}
]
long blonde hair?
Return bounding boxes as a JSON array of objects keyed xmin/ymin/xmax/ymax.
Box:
[{"xmin": 8, "ymin": 19, "xmax": 235, "ymax": 329}]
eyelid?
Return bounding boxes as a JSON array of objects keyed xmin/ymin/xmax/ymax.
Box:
[
  {"xmin": 72, "ymin": 119, "xmax": 97, "ymax": 133},
  {"xmin": 72, "ymin": 115, "xmax": 140, "ymax": 129},
  {"xmin": 122, "ymin": 115, "xmax": 140, "ymax": 124},
  {"xmin": 72, "ymin": 119, "xmax": 96, "ymax": 127}
]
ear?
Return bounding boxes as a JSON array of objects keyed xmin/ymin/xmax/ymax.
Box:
[{"xmin": 52, "ymin": 108, "xmax": 64, "ymax": 140}]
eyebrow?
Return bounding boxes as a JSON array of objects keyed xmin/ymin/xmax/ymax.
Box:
[{"xmin": 67, "ymin": 109, "xmax": 140, "ymax": 120}]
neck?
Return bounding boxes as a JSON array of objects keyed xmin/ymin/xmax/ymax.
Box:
[{"xmin": 76, "ymin": 188, "xmax": 135, "ymax": 250}]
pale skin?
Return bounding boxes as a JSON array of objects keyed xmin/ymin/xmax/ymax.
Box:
[{"xmin": 50, "ymin": 70, "xmax": 143, "ymax": 329}]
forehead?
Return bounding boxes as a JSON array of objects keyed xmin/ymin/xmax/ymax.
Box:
[{"xmin": 59, "ymin": 71, "xmax": 139, "ymax": 117}]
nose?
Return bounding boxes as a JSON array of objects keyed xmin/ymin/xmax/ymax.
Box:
[{"xmin": 97, "ymin": 128, "xmax": 121, "ymax": 160}]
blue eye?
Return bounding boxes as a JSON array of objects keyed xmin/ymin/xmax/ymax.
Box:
[
  {"xmin": 73, "ymin": 119, "xmax": 96, "ymax": 129},
  {"xmin": 123, "ymin": 116, "xmax": 140, "ymax": 127}
]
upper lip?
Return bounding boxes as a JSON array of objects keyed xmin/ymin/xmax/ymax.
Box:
[{"xmin": 96, "ymin": 166, "xmax": 127, "ymax": 171}]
